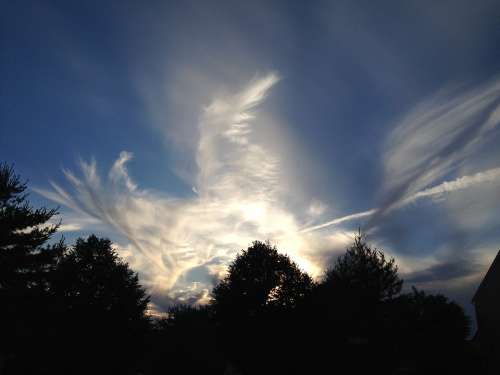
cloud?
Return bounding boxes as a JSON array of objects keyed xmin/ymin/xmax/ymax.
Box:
[
  {"xmin": 37, "ymin": 73, "xmax": 339, "ymax": 309},
  {"xmin": 302, "ymin": 166, "xmax": 500, "ymax": 233},
  {"xmin": 37, "ymin": 72, "xmax": 500, "ymax": 311},
  {"xmin": 372, "ymin": 77, "xmax": 500, "ymax": 225},
  {"xmin": 299, "ymin": 77, "xmax": 500, "ymax": 294},
  {"xmin": 300, "ymin": 77, "xmax": 500, "ymax": 239},
  {"xmin": 404, "ymin": 259, "xmax": 481, "ymax": 284},
  {"xmin": 400, "ymin": 167, "xmax": 500, "ymax": 205}
]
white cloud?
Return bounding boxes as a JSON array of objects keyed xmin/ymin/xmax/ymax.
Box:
[
  {"xmin": 37, "ymin": 73, "xmax": 500, "ymax": 310},
  {"xmin": 37, "ymin": 73, "xmax": 337, "ymax": 308},
  {"xmin": 302, "ymin": 166, "xmax": 500, "ymax": 233},
  {"xmin": 376, "ymin": 77, "xmax": 500, "ymax": 220}
]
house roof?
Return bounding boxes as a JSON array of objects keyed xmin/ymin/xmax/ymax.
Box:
[{"xmin": 472, "ymin": 249, "xmax": 500, "ymax": 303}]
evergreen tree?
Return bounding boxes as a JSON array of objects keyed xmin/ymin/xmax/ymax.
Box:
[
  {"xmin": 323, "ymin": 233, "xmax": 402, "ymax": 303},
  {"xmin": 0, "ymin": 163, "xmax": 65, "ymax": 375},
  {"xmin": 0, "ymin": 163, "xmax": 63, "ymax": 291},
  {"xmin": 311, "ymin": 234, "xmax": 403, "ymax": 374}
]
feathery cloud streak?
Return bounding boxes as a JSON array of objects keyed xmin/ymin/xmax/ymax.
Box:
[
  {"xmin": 37, "ymin": 73, "xmax": 500, "ymax": 309},
  {"xmin": 301, "ymin": 166, "xmax": 500, "ymax": 233},
  {"xmin": 37, "ymin": 73, "xmax": 331, "ymax": 308},
  {"xmin": 372, "ymin": 77, "xmax": 500, "ymax": 225}
]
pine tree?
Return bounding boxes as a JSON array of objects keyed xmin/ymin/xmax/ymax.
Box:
[
  {"xmin": 0, "ymin": 163, "xmax": 65, "ymax": 374},
  {"xmin": 0, "ymin": 163, "xmax": 63, "ymax": 292}
]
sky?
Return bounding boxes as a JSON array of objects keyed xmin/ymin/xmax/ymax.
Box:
[{"xmin": 2, "ymin": 0, "xmax": 500, "ymax": 315}]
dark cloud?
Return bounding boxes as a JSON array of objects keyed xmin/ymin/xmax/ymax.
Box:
[{"xmin": 404, "ymin": 259, "xmax": 481, "ymax": 284}]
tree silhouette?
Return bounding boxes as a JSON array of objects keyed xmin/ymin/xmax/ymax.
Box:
[
  {"xmin": 211, "ymin": 241, "xmax": 313, "ymax": 374},
  {"xmin": 0, "ymin": 163, "xmax": 63, "ymax": 291},
  {"xmin": 0, "ymin": 163, "xmax": 65, "ymax": 374},
  {"xmin": 397, "ymin": 287, "xmax": 470, "ymax": 343},
  {"xmin": 212, "ymin": 241, "xmax": 313, "ymax": 319},
  {"xmin": 310, "ymin": 234, "xmax": 404, "ymax": 374},
  {"xmin": 388, "ymin": 287, "xmax": 479, "ymax": 374},
  {"xmin": 51, "ymin": 235, "xmax": 150, "ymax": 374},
  {"xmin": 323, "ymin": 233, "xmax": 402, "ymax": 302},
  {"xmin": 0, "ymin": 162, "xmax": 485, "ymax": 374},
  {"xmin": 319, "ymin": 233, "xmax": 402, "ymax": 337}
]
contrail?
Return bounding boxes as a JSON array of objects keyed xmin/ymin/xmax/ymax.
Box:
[
  {"xmin": 300, "ymin": 209, "xmax": 376, "ymax": 233},
  {"xmin": 399, "ymin": 167, "xmax": 500, "ymax": 206},
  {"xmin": 300, "ymin": 167, "xmax": 500, "ymax": 233}
]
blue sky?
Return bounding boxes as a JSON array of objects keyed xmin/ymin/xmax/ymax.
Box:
[{"xmin": 2, "ymin": 0, "xmax": 500, "ymax": 313}]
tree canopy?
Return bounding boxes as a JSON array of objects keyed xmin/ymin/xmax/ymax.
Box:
[
  {"xmin": 0, "ymin": 162, "xmax": 63, "ymax": 292},
  {"xmin": 0, "ymin": 163, "xmax": 65, "ymax": 375},
  {"xmin": 211, "ymin": 240, "xmax": 313, "ymax": 320},
  {"xmin": 51, "ymin": 235, "xmax": 150, "ymax": 374},
  {"xmin": 53, "ymin": 235, "xmax": 149, "ymax": 319},
  {"xmin": 323, "ymin": 233, "xmax": 402, "ymax": 302},
  {"xmin": 0, "ymin": 163, "xmax": 485, "ymax": 375},
  {"xmin": 210, "ymin": 241, "xmax": 314, "ymax": 374}
]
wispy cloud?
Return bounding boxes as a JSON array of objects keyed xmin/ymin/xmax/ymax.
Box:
[
  {"xmin": 37, "ymin": 73, "xmax": 500, "ymax": 310},
  {"xmin": 37, "ymin": 73, "xmax": 332, "ymax": 309},
  {"xmin": 373, "ymin": 77, "xmax": 500, "ymax": 224},
  {"xmin": 401, "ymin": 167, "xmax": 500, "ymax": 205},
  {"xmin": 303, "ymin": 166, "xmax": 500, "ymax": 233}
]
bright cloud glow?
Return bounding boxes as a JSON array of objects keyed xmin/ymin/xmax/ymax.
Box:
[
  {"xmin": 37, "ymin": 73, "xmax": 341, "ymax": 309},
  {"xmin": 36, "ymin": 73, "xmax": 500, "ymax": 310}
]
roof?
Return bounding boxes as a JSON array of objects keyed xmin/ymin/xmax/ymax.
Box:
[{"xmin": 472, "ymin": 250, "xmax": 500, "ymax": 304}]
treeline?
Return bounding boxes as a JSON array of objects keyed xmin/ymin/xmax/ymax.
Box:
[{"xmin": 0, "ymin": 163, "xmax": 485, "ymax": 375}]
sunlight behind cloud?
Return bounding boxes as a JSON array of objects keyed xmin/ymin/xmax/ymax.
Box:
[
  {"xmin": 37, "ymin": 73, "xmax": 341, "ymax": 309},
  {"xmin": 37, "ymin": 72, "xmax": 500, "ymax": 311}
]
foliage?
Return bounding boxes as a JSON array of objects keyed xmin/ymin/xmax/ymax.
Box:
[
  {"xmin": 0, "ymin": 163, "xmax": 65, "ymax": 375},
  {"xmin": 53, "ymin": 235, "xmax": 149, "ymax": 320},
  {"xmin": 211, "ymin": 240, "xmax": 313, "ymax": 320},
  {"xmin": 0, "ymin": 163, "xmax": 486, "ymax": 374},
  {"xmin": 323, "ymin": 233, "xmax": 402, "ymax": 302},
  {"xmin": 388, "ymin": 287, "xmax": 476, "ymax": 374},
  {"xmin": 0, "ymin": 162, "xmax": 63, "ymax": 292},
  {"xmin": 51, "ymin": 235, "xmax": 150, "ymax": 374},
  {"xmin": 211, "ymin": 241, "xmax": 314, "ymax": 374},
  {"xmin": 394, "ymin": 287, "xmax": 470, "ymax": 343}
]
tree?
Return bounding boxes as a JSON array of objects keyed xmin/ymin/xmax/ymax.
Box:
[
  {"xmin": 323, "ymin": 233, "xmax": 402, "ymax": 303},
  {"xmin": 0, "ymin": 162, "xmax": 63, "ymax": 291},
  {"xmin": 395, "ymin": 287, "xmax": 470, "ymax": 343},
  {"xmin": 51, "ymin": 235, "xmax": 150, "ymax": 374},
  {"xmin": 389, "ymin": 288, "xmax": 477, "ymax": 374},
  {"xmin": 0, "ymin": 163, "xmax": 65, "ymax": 374},
  {"xmin": 310, "ymin": 234, "xmax": 404, "ymax": 374},
  {"xmin": 211, "ymin": 241, "xmax": 313, "ymax": 374},
  {"xmin": 211, "ymin": 241, "xmax": 313, "ymax": 320}
]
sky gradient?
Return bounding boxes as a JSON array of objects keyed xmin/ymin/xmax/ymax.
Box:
[{"xmin": 2, "ymin": 0, "xmax": 500, "ymax": 315}]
